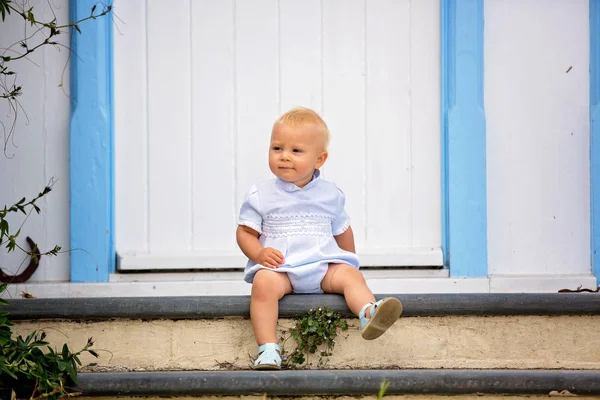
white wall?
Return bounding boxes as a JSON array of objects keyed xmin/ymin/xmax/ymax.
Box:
[
  {"xmin": 0, "ymin": 0, "xmax": 592, "ymax": 282},
  {"xmin": 485, "ymin": 0, "xmax": 591, "ymax": 276},
  {"xmin": 0, "ymin": 0, "xmax": 70, "ymax": 281}
]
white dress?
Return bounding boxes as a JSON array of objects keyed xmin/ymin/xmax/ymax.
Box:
[{"xmin": 238, "ymin": 170, "xmax": 360, "ymax": 294}]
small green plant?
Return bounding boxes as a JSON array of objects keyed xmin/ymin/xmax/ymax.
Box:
[
  {"xmin": 377, "ymin": 380, "xmax": 390, "ymax": 400},
  {"xmin": 0, "ymin": 183, "xmax": 61, "ymax": 258},
  {"xmin": 281, "ymin": 307, "xmax": 348, "ymax": 369},
  {"xmin": 0, "ymin": 284, "xmax": 99, "ymax": 399}
]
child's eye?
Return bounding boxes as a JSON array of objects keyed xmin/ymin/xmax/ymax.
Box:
[
  {"xmin": 272, "ymin": 146, "xmax": 281, "ymax": 151},
  {"xmin": 293, "ymin": 149, "xmax": 303, "ymax": 153}
]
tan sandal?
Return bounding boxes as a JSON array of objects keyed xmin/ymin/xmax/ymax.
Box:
[{"xmin": 359, "ymin": 297, "xmax": 403, "ymax": 340}]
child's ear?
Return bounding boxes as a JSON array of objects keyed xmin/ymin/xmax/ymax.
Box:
[{"xmin": 315, "ymin": 151, "xmax": 328, "ymax": 169}]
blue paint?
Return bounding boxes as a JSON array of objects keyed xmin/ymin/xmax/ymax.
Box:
[
  {"xmin": 441, "ymin": 0, "xmax": 488, "ymax": 277},
  {"xmin": 591, "ymin": 0, "xmax": 600, "ymax": 285},
  {"xmin": 69, "ymin": 0, "xmax": 114, "ymax": 282}
]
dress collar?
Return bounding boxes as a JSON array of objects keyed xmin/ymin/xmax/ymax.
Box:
[{"xmin": 276, "ymin": 170, "xmax": 321, "ymax": 192}]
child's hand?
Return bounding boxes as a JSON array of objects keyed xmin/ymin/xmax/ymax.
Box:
[{"xmin": 257, "ymin": 247, "xmax": 284, "ymax": 268}]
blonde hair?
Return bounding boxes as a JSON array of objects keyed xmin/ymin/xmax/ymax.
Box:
[{"xmin": 274, "ymin": 107, "xmax": 330, "ymax": 148}]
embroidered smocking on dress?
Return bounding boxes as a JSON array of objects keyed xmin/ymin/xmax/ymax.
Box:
[{"xmin": 238, "ymin": 170, "xmax": 360, "ymax": 294}]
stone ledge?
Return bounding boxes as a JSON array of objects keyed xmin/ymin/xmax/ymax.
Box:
[
  {"xmin": 5, "ymin": 293, "xmax": 600, "ymax": 320},
  {"xmin": 12, "ymin": 316, "xmax": 600, "ymax": 370},
  {"xmin": 68, "ymin": 370, "xmax": 600, "ymax": 396}
]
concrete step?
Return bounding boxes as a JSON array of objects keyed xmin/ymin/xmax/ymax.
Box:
[
  {"xmin": 4, "ymin": 293, "xmax": 600, "ymax": 397},
  {"xmin": 7, "ymin": 294, "xmax": 600, "ymax": 371}
]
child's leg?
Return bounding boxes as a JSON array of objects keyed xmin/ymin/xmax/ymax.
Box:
[
  {"xmin": 250, "ymin": 269, "xmax": 293, "ymax": 345},
  {"xmin": 321, "ymin": 263, "xmax": 402, "ymax": 340},
  {"xmin": 320, "ymin": 263, "xmax": 375, "ymax": 315}
]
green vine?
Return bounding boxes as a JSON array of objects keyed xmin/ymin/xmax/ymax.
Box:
[
  {"xmin": 0, "ymin": 0, "xmax": 112, "ymax": 155},
  {"xmin": 280, "ymin": 307, "xmax": 348, "ymax": 369},
  {"xmin": 0, "ymin": 183, "xmax": 61, "ymax": 260}
]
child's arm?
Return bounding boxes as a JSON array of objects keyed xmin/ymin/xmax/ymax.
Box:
[
  {"xmin": 236, "ymin": 225, "xmax": 284, "ymax": 268},
  {"xmin": 334, "ymin": 226, "xmax": 356, "ymax": 253}
]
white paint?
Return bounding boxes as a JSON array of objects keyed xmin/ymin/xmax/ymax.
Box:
[
  {"xmin": 485, "ymin": 0, "xmax": 591, "ymax": 275},
  {"xmin": 109, "ymin": 268, "xmax": 449, "ymax": 282},
  {"xmin": 191, "ymin": 0, "xmax": 237, "ymax": 251},
  {"xmin": 489, "ymin": 275, "xmax": 598, "ymax": 293},
  {"xmin": 114, "ymin": 0, "xmax": 442, "ymax": 269},
  {"xmin": 118, "ymin": 246, "xmax": 442, "ymax": 270},
  {"xmin": 0, "ymin": 0, "xmax": 70, "ymax": 281},
  {"xmin": 114, "ymin": 0, "xmax": 149, "ymax": 254},
  {"xmin": 147, "ymin": 0, "xmax": 193, "ymax": 252},
  {"xmin": 3, "ymin": 275, "xmax": 596, "ymax": 298}
]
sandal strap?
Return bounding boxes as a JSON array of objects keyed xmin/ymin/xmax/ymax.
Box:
[
  {"xmin": 360, "ymin": 299, "xmax": 384, "ymax": 319},
  {"xmin": 359, "ymin": 302, "xmax": 374, "ymax": 320},
  {"xmin": 258, "ymin": 343, "xmax": 281, "ymax": 353},
  {"xmin": 254, "ymin": 343, "xmax": 282, "ymax": 369},
  {"xmin": 359, "ymin": 299, "xmax": 386, "ymax": 329}
]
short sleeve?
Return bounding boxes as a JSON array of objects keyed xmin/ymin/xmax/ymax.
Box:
[
  {"xmin": 238, "ymin": 186, "xmax": 263, "ymax": 234},
  {"xmin": 332, "ymin": 187, "xmax": 351, "ymax": 236}
]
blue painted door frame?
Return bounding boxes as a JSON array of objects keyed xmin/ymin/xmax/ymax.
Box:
[
  {"xmin": 69, "ymin": 0, "xmax": 115, "ymax": 282},
  {"xmin": 441, "ymin": 0, "xmax": 487, "ymax": 277},
  {"xmin": 69, "ymin": 0, "xmax": 599, "ymax": 284}
]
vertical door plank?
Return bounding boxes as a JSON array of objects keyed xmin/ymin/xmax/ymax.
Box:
[
  {"xmin": 115, "ymin": 0, "xmax": 149, "ymax": 254},
  {"xmin": 365, "ymin": 0, "xmax": 411, "ymax": 248},
  {"xmin": 191, "ymin": 0, "xmax": 236, "ymax": 251},
  {"xmin": 147, "ymin": 0, "xmax": 192, "ymax": 252},
  {"xmin": 322, "ymin": 0, "xmax": 367, "ymax": 245},
  {"xmin": 236, "ymin": 0, "xmax": 279, "ymax": 206},
  {"xmin": 279, "ymin": 0, "xmax": 322, "ymax": 113},
  {"xmin": 410, "ymin": 0, "xmax": 442, "ymax": 248}
]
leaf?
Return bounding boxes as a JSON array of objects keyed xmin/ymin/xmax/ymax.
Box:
[
  {"xmin": 67, "ymin": 363, "xmax": 78, "ymax": 383},
  {"xmin": 0, "ymin": 0, "xmax": 11, "ymax": 22},
  {"xmin": 25, "ymin": 330, "xmax": 36, "ymax": 345},
  {"xmin": 378, "ymin": 380, "xmax": 390, "ymax": 400},
  {"xmin": 58, "ymin": 359, "xmax": 68, "ymax": 371}
]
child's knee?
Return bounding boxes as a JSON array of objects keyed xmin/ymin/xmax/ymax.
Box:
[
  {"xmin": 344, "ymin": 265, "xmax": 367, "ymax": 284},
  {"xmin": 323, "ymin": 263, "xmax": 365, "ymax": 292},
  {"xmin": 252, "ymin": 270, "xmax": 289, "ymax": 298}
]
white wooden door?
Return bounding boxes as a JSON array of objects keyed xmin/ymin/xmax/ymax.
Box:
[{"xmin": 114, "ymin": 0, "xmax": 442, "ymax": 270}]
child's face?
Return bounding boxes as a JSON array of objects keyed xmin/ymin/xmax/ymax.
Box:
[{"xmin": 269, "ymin": 122, "xmax": 328, "ymax": 188}]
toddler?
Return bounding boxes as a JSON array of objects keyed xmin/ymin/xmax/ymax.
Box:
[{"xmin": 236, "ymin": 107, "xmax": 402, "ymax": 370}]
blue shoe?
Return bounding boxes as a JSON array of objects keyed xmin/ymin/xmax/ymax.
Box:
[
  {"xmin": 359, "ymin": 297, "xmax": 403, "ymax": 340},
  {"xmin": 253, "ymin": 343, "xmax": 281, "ymax": 370}
]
